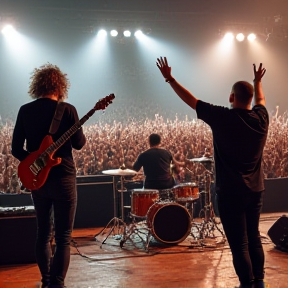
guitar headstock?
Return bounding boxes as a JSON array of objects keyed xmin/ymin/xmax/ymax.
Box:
[{"xmin": 95, "ymin": 94, "xmax": 115, "ymax": 110}]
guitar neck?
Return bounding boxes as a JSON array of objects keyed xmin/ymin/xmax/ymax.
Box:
[
  {"xmin": 45, "ymin": 107, "xmax": 96, "ymax": 155},
  {"xmin": 43, "ymin": 93, "xmax": 115, "ymax": 156}
]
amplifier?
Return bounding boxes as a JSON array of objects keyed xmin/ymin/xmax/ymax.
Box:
[{"xmin": 268, "ymin": 215, "xmax": 288, "ymax": 252}]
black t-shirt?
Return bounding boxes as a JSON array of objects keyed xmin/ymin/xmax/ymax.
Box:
[
  {"xmin": 12, "ymin": 98, "xmax": 86, "ymax": 177},
  {"xmin": 133, "ymin": 147, "xmax": 175, "ymax": 189},
  {"xmin": 196, "ymin": 100, "xmax": 269, "ymax": 194}
]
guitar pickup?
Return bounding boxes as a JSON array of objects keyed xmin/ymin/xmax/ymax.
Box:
[{"xmin": 29, "ymin": 156, "xmax": 47, "ymax": 175}]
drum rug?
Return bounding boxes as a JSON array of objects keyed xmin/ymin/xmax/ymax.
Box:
[{"xmin": 70, "ymin": 218, "xmax": 272, "ymax": 262}]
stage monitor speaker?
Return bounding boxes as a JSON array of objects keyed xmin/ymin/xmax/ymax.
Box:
[
  {"xmin": 0, "ymin": 216, "xmax": 36, "ymax": 265},
  {"xmin": 268, "ymin": 215, "xmax": 288, "ymax": 252}
]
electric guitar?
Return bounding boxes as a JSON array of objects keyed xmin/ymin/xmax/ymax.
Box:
[{"xmin": 18, "ymin": 94, "xmax": 115, "ymax": 190}]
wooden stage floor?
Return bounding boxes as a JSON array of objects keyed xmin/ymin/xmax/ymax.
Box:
[{"xmin": 0, "ymin": 212, "xmax": 287, "ymax": 288}]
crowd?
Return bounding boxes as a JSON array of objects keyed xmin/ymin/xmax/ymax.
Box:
[{"xmin": 0, "ymin": 104, "xmax": 287, "ymax": 194}]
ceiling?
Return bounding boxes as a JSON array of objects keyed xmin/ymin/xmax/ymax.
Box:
[{"xmin": 0, "ymin": 0, "xmax": 287, "ymax": 41}]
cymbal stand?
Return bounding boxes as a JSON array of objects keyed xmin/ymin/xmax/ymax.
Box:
[
  {"xmin": 95, "ymin": 175, "xmax": 127, "ymax": 246},
  {"xmin": 118, "ymin": 175, "xmax": 127, "ymax": 221},
  {"xmin": 95, "ymin": 217, "xmax": 126, "ymax": 247},
  {"xmin": 190, "ymin": 168, "xmax": 226, "ymax": 245}
]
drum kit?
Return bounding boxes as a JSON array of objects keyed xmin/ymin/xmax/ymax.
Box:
[{"xmin": 96, "ymin": 155, "xmax": 225, "ymax": 250}]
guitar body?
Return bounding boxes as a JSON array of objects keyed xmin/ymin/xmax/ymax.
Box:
[
  {"xmin": 18, "ymin": 135, "xmax": 62, "ymax": 190},
  {"xmin": 17, "ymin": 94, "xmax": 115, "ymax": 190}
]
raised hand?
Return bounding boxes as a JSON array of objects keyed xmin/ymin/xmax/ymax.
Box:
[
  {"xmin": 253, "ymin": 63, "xmax": 266, "ymax": 82},
  {"xmin": 156, "ymin": 57, "xmax": 173, "ymax": 80}
]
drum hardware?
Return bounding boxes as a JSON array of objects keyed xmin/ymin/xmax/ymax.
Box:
[
  {"xmin": 95, "ymin": 168, "xmax": 137, "ymax": 246},
  {"xmin": 102, "ymin": 168, "xmax": 137, "ymax": 220},
  {"xmin": 190, "ymin": 172, "xmax": 225, "ymax": 245},
  {"xmin": 95, "ymin": 217, "xmax": 127, "ymax": 248},
  {"xmin": 120, "ymin": 191, "xmax": 194, "ymax": 250},
  {"xmin": 96, "ymin": 165, "xmax": 224, "ymax": 249},
  {"xmin": 120, "ymin": 219, "xmax": 151, "ymax": 250},
  {"xmin": 120, "ymin": 189, "xmax": 160, "ymax": 251},
  {"xmin": 121, "ymin": 201, "xmax": 192, "ymax": 250},
  {"xmin": 158, "ymin": 188, "xmax": 175, "ymax": 202},
  {"xmin": 187, "ymin": 156, "xmax": 214, "ymax": 163},
  {"xmin": 188, "ymin": 148, "xmax": 214, "ymax": 163},
  {"xmin": 188, "ymin": 159, "xmax": 226, "ymax": 245}
]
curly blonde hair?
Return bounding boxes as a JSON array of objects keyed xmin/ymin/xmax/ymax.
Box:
[{"xmin": 28, "ymin": 63, "xmax": 70, "ymax": 100}]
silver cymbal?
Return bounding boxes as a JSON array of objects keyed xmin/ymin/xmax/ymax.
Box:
[
  {"xmin": 188, "ymin": 156, "xmax": 214, "ymax": 163},
  {"xmin": 102, "ymin": 168, "xmax": 137, "ymax": 176}
]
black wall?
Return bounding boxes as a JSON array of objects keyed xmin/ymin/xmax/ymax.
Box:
[{"xmin": 262, "ymin": 178, "xmax": 288, "ymax": 213}]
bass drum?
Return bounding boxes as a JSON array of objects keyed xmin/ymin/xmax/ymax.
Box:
[{"xmin": 146, "ymin": 202, "xmax": 191, "ymax": 244}]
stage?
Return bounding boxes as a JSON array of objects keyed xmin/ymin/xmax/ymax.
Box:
[
  {"xmin": 0, "ymin": 212, "xmax": 287, "ymax": 288},
  {"xmin": 0, "ymin": 176, "xmax": 288, "ymax": 287}
]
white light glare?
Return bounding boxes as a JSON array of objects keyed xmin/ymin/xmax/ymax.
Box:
[
  {"xmin": 110, "ymin": 30, "xmax": 118, "ymax": 37},
  {"xmin": 223, "ymin": 32, "xmax": 234, "ymax": 41},
  {"xmin": 247, "ymin": 33, "xmax": 256, "ymax": 42},
  {"xmin": 97, "ymin": 29, "xmax": 107, "ymax": 37},
  {"xmin": 134, "ymin": 30, "xmax": 144, "ymax": 39},
  {"xmin": 2, "ymin": 24, "xmax": 16, "ymax": 36},
  {"xmin": 123, "ymin": 30, "xmax": 131, "ymax": 37},
  {"xmin": 236, "ymin": 33, "xmax": 245, "ymax": 42}
]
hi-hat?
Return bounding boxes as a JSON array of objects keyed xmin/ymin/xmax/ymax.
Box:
[
  {"xmin": 187, "ymin": 156, "xmax": 214, "ymax": 163},
  {"xmin": 102, "ymin": 168, "xmax": 137, "ymax": 176}
]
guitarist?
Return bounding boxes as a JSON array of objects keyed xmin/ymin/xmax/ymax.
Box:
[{"xmin": 11, "ymin": 63, "xmax": 86, "ymax": 288}]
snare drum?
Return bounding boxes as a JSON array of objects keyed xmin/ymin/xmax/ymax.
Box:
[
  {"xmin": 131, "ymin": 189, "xmax": 159, "ymax": 217},
  {"xmin": 146, "ymin": 201, "xmax": 191, "ymax": 244},
  {"xmin": 172, "ymin": 182, "xmax": 199, "ymax": 202}
]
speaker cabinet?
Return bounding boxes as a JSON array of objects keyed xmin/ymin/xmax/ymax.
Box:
[
  {"xmin": 263, "ymin": 178, "xmax": 288, "ymax": 213},
  {"xmin": 268, "ymin": 215, "xmax": 288, "ymax": 252},
  {"xmin": 74, "ymin": 176, "xmax": 143, "ymax": 228},
  {"xmin": 75, "ymin": 179, "xmax": 114, "ymax": 228},
  {"xmin": 0, "ymin": 216, "xmax": 37, "ymax": 265}
]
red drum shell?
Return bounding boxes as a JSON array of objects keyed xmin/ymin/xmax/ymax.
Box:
[
  {"xmin": 131, "ymin": 189, "xmax": 159, "ymax": 217},
  {"xmin": 172, "ymin": 182, "xmax": 199, "ymax": 202}
]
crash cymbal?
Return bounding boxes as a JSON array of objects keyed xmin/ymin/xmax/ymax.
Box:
[
  {"xmin": 102, "ymin": 168, "xmax": 137, "ymax": 176},
  {"xmin": 187, "ymin": 156, "xmax": 214, "ymax": 163}
]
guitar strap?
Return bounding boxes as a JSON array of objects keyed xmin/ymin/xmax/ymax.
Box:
[{"xmin": 49, "ymin": 101, "xmax": 65, "ymax": 135}]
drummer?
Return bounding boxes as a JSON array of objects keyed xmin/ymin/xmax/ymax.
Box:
[{"xmin": 132, "ymin": 133, "xmax": 184, "ymax": 190}]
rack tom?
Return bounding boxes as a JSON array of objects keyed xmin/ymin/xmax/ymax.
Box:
[{"xmin": 172, "ymin": 182, "xmax": 199, "ymax": 202}]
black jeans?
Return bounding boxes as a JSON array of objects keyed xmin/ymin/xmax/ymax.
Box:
[
  {"xmin": 32, "ymin": 175, "xmax": 77, "ymax": 287},
  {"xmin": 217, "ymin": 191, "xmax": 265, "ymax": 285}
]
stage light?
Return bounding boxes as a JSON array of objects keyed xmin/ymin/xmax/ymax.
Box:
[
  {"xmin": 247, "ymin": 33, "xmax": 256, "ymax": 42},
  {"xmin": 134, "ymin": 30, "xmax": 144, "ymax": 39},
  {"xmin": 110, "ymin": 30, "xmax": 118, "ymax": 37},
  {"xmin": 236, "ymin": 33, "xmax": 245, "ymax": 42},
  {"xmin": 123, "ymin": 30, "xmax": 131, "ymax": 37},
  {"xmin": 223, "ymin": 32, "xmax": 234, "ymax": 41},
  {"xmin": 1, "ymin": 24, "xmax": 16, "ymax": 36},
  {"xmin": 97, "ymin": 29, "xmax": 107, "ymax": 37}
]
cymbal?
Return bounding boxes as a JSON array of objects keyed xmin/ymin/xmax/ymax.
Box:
[
  {"xmin": 188, "ymin": 156, "xmax": 214, "ymax": 163},
  {"xmin": 102, "ymin": 168, "xmax": 137, "ymax": 176}
]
